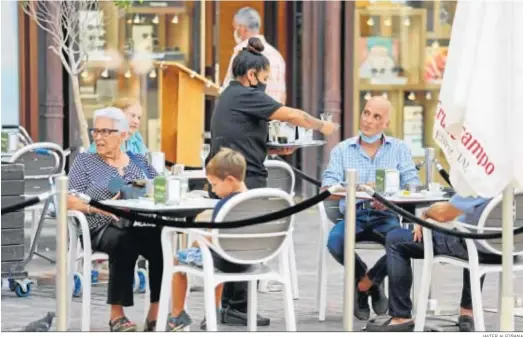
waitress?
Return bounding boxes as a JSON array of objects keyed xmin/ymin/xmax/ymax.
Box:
[
  {"xmin": 210, "ymin": 37, "xmax": 338, "ymax": 191},
  {"xmin": 208, "ymin": 37, "xmax": 338, "ymax": 327}
]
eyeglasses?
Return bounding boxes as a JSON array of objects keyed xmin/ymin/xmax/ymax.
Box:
[{"xmin": 89, "ymin": 128, "xmax": 119, "ymax": 137}]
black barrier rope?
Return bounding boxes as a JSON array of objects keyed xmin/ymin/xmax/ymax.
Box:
[
  {"xmin": 363, "ymin": 186, "xmax": 523, "ymax": 239},
  {"xmin": 1, "ymin": 194, "xmax": 49, "ymax": 215},
  {"xmin": 416, "ymin": 161, "xmax": 452, "ymax": 187},
  {"xmin": 273, "ymin": 155, "xmax": 452, "ymax": 189},
  {"xmin": 273, "ymin": 156, "xmax": 322, "ymax": 187},
  {"xmin": 86, "ymin": 189, "xmax": 331, "ymax": 229},
  {"xmin": 435, "ymin": 162, "xmax": 452, "ymax": 186}
]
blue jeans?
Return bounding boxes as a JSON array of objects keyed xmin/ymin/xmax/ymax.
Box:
[
  {"xmin": 385, "ymin": 228, "xmax": 499, "ymax": 318},
  {"xmin": 327, "ymin": 208, "xmax": 401, "ymax": 285}
]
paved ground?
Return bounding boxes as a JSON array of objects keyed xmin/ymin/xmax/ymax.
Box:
[{"xmin": 2, "ymin": 207, "xmax": 523, "ymax": 332}]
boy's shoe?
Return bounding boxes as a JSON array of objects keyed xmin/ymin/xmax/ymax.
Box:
[
  {"xmin": 176, "ymin": 248, "xmax": 203, "ymax": 267},
  {"xmin": 167, "ymin": 311, "xmax": 193, "ymax": 331}
]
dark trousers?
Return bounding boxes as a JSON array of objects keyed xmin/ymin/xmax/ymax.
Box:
[
  {"xmin": 327, "ymin": 208, "xmax": 401, "ymax": 285},
  {"xmin": 385, "ymin": 228, "xmax": 500, "ymax": 318},
  {"xmin": 217, "ymin": 174, "xmax": 267, "ymax": 312},
  {"xmin": 209, "ymin": 250, "xmax": 252, "ymax": 312},
  {"xmin": 91, "ymin": 225, "xmax": 164, "ymax": 307}
]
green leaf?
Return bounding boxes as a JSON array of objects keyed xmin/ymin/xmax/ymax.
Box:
[{"xmin": 113, "ymin": 0, "xmax": 144, "ymax": 9}]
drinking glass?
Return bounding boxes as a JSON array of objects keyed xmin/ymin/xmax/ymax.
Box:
[
  {"xmin": 320, "ymin": 112, "xmax": 333, "ymax": 122},
  {"xmin": 200, "ymin": 144, "xmax": 210, "ymax": 169}
]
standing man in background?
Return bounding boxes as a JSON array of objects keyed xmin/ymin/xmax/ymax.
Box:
[{"xmin": 222, "ymin": 7, "xmax": 287, "ymax": 104}]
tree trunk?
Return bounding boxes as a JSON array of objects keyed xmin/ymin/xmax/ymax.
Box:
[{"xmin": 70, "ymin": 75, "xmax": 90, "ymax": 147}]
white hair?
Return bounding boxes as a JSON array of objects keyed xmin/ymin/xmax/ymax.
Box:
[
  {"xmin": 93, "ymin": 107, "xmax": 129, "ymax": 132},
  {"xmin": 234, "ymin": 7, "xmax": 261, "ymax": 33}
]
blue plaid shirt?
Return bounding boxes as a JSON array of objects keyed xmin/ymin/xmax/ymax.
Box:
[{"xmin": 321, "ymin": 135, "xmax": 420, "ymax": 213}]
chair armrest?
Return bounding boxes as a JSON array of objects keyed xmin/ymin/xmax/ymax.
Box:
[{"xmin": 67, "ymin": 211, "xmax": 91, "ymax": 238}]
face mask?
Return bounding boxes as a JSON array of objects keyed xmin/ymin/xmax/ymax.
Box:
[
  {"xmin": 233, "ymin": 29, "xmax": 242, "ymax": 44},
  {"xmin": 248, "ymin": 73, "xmax": 267, "ymax": 92},
  {"xmin": 359, "ymin": 131, "xmax": 383, "ymax": 144}
]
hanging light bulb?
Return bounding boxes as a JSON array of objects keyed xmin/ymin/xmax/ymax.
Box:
[
  {"xmin": 124, "ymin": 69, "xmax": 132, "ymax": 79},
  {"xmin": 126, "ymin": 18, "xmax": 132, "ymax": 24},
  {"xmin": 133, "ymin": 14, "xmax": 141, "ymax": 24},
  {"xmin": 403, "ymin": 17, "xmax": 411, "ymax": 27},
  {"xmin": 431, "ymin": 40, "xmax": 440, "ymax": 49},
  {"xmin": 101, "ymin": 68, "xmax": 109, "ymax": 78},
  {"xmin": 425, "ymin": 91, "xmax": 433, "ymax": 100},
  {"xmin": 149, "ymin": 68, "xmax": 157, "ymax": 79},
  {"xmin": 366, "ymin": 17, "xmax": 375, "ymax": 26},
  {"xmin": 81, "ymin": 70, "xmax": 89, "ymax": 79},
  {"xmin": 408, "ymin": 92, "xmax": 416, "ymax": 101},
  {"xmin": 364, "ymin": 92, "xmax": 372, "ymax": 101},
  {"xmin": 384, "ymin": 17, "xmax": 392, "ymax": 27},
  {"xmin": 152, "ymin": 15, "xmax": 159, "ymax": 25},
  {"xmin": 382, "ymin": 92, "xmax": 388, "ymax": 99},
  {"xmin": 171, "ymin": 15, "xmax": 179, "ymax": 24}
]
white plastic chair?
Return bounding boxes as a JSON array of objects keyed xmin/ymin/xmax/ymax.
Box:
[
  {"xmin": 67, "ymin": 211, "xmax": 149, "ymax": 331},
  {"xmin": 414, "ymin": 190, "xmax": 523, "ymax": 331},
  {"xmin": 156, "ymin": 188, "xmax": 297, "ymax": 332},
  {"xmin": 262, "ymin": 159, "xmax": 299, "ymax": 299},
  {"xmin": 315, "ymin": 199, "xmax": 390, "ymax": 321}
]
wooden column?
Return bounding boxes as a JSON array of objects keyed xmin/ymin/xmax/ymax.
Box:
[
  {"xmin": 300, "ymin": 1, "xmax": 323, "ymax": 197},
  {"xmin": 322, "ymin": 0, "xmax": 342, "ymax": 168},
  {"xmin": 344, "ymin": 1, "xmax": 356, "ymax": 139},
  {"xmin": 40, "ymin": 4, "xmax": 64, "ymax": 146},
  {"xmin": 18, "ymin": 7, "xmax": 39, "ymax": 140}
]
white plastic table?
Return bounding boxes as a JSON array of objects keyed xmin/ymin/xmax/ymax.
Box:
[
  {"xmin": 333, "ymin": 191, "xmax": 448, "ymax": 204},
  {"xmin": 101, "ymin": 197, "xmax": 217, "ymax": 216}
]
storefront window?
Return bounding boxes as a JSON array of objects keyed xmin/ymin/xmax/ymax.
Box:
[
  {"xmin": 352, "ymin": 0, "xmax": 456, "ymax": 160},
  {"xmin": 79, "ymin": 1, "xmax": 198, "ymax": 151}
]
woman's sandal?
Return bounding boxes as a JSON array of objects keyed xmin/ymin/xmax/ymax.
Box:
[{"xmin": 109, "ymin": 317, "xmax": 137, "ymax": 332}]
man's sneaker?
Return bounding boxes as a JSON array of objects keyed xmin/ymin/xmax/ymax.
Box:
[
  {"xmin": 200, "ymin": 308, "xmax": 223, "ymax": 330},
  {"xmin": 366, "ymin": 317, "xmax": 414, "ymax": 332},
  {"xmin": 354, "ymin": 287, "xmax": 370, "ymax": 321},
  {"xmin": 166, "ymin": 311, "xmax": 193, "ymax": 331},
  {"xmin": 369, "ymin": 283, "xmax": 388, "ymax": 315},
  {"xmin": 221, "ymin": 306, "xmax": 270, "ymax": 326}
]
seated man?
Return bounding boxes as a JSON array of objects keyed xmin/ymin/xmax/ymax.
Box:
[
  {"xmin": 322, "ymin": 96, "xmax": 420, "ymax": 320},
  {"xmin": 368, "ymin": 195, "xmax": 494, "ymax": 332}
]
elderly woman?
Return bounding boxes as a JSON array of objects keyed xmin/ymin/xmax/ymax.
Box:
[
  {"xmin": 68, "ymin": 107, "xmax": 161, "ymax": 332},
  {"xmin": 88, "ymin": 97, "xmax": 148, "ymax": 155}
]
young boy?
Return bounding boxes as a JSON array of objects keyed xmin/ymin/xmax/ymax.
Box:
[{"xmin": 167, "ymin": 148, "xmax": 249, "ymax": 331}]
